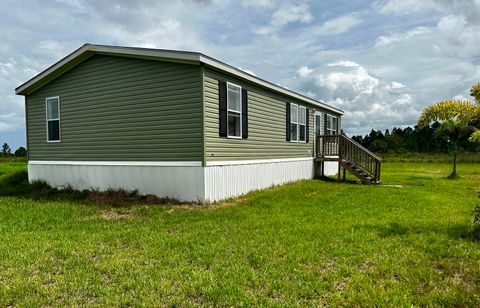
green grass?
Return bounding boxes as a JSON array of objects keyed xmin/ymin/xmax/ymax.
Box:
[
  {"xmin": 0, "ymin": 160, "xmax": 479, "ymax": 306},
  {"xmin": 381, "ymin": 151, "xmax": 480, "ymax": 163}
]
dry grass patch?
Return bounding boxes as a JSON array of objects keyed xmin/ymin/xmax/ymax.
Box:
[{"xmin": 99, "ymin": 209, "xmax": 136, "ymax": 220}]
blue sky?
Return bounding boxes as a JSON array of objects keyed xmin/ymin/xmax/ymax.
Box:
[{"xmin": 1, "ymin": 0, "xmax": 480, "ymax": 150}]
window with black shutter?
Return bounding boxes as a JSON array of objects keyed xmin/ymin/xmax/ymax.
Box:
[
  {"xmin": 218, "ymin": 81, "xmax": 228, "ymax": 137},
  {"xmin": 306, "ymin": 109, "xmax": 309, "ymax": 143},
  {"xmin": 286, "ymin": 102, "xmax": 291, "ymax": 141},
  {"xmin": 219, "ymin": 81, "xmax": 248, "ymax": 139},
  {"xmin": 241, "ymin": 88, "xmax": 248, "ymax": 139}
]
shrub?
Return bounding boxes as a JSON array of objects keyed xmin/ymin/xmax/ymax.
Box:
[
  {"xmin": 473, "ymin": 204, "xmax": 480, "ymax": 225},
  {"xmin": 14, "ymin": 147, "xmax": 27, "ymax": 157},
  {"xmin": 472, "ymin": 203, "xmax": 480, "ymax": 241}
]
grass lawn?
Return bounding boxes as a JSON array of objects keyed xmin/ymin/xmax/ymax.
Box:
[{"xmin": 0, "ymin": 160, "xmax": 479, "ymax": 306}]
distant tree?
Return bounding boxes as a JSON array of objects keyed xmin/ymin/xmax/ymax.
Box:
[
  {"xmin": 351, "ymin": 135, "xmax": 364, "ymax": 145},
  {"xmin": 14, "ymin": 147, "xmax": 27, "ymax": 157},
  {"xmin": 363, "ymin": 130, "xmax": 384, "ymax": 149},
  {"xmin": 385, "ymin": 134, "xmax": 405, "ymax": 152},
  {"xmin": 1, "ymin": 143, "xmax": 11, "ymax": 156},
  {"xmin": 371, "ymin": 139, "xmax": 388, "ymax": 153},
  {"xmin": 418, "ymin": 83, "xmax": 480, "ymax": 177},
  {"xmin": 347, "ymin": 119, "xmax": 480, "ymax": 154}
]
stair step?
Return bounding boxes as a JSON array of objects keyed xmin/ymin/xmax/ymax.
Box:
[{"xmin": 339, "ymin": 158, "xmax": 379, "ymax": 185}]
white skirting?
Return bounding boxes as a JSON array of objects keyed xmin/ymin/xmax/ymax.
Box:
[
  {"xmin": 28, "ymin": 162, "xmax": 205, "ymax": 202},
  {"xmin": 28, "ymin": 158, "xmax": 338, "ymax": 202},
  {"xmin": 204, "ymin": 157, "xmax": 315, "ymax": 201},
  {"xmin": 323, "ymin": 161, "xmax": 339, "ymax": 176}
]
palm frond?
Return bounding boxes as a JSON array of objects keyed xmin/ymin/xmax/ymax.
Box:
[
  {"xmin": 417, "ymin": 100, "xmax": 478, "ymax": 128},
  {"xmin": 468, "ymin": 130, "xmax": 480, "ymax": 143},
  {"xmin": 470, "ymin": 83, "xmax": 480, "ymax": 103}
]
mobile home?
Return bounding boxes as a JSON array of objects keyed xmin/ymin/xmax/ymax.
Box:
[{"xmin": 16, "ymin": 44, "xmax": 346, "ymax": 202}]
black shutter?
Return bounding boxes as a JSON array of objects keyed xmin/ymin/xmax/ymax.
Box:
[
  {"xmin": 337, "ymin": 116, "xmax": 341, "ymax": 135},
  {"xmin": 324, "ymin": 113, "xmax": 328, "ymax": 135},
  {"xmin": 286, "ymin": 102, "xmax": 291, "ymax": 141},
  {"xmin": 306, "ymin": 109, "xmax": 309, "ymax": 143},
  {"xmin": 242, "ymin": 88, "xmax": 248, "ymax": 139},
  {"xmin": 219, "ymin": 80, "xmax": 227, "ymax": 137}
]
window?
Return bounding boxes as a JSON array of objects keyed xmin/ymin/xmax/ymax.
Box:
[
  {"xmin": 46, "ymin": 97, "xmax": 60, "ymax": 142},
  {"xmin": 289, "ymin": 104, "xmax": 307, "ymax": 142},
  {"xmin": 326, "ymin": 114, "xmax": 337, "ymax": 135},
  {"xmin": 290, "ymin": 104, "xmax": 298, "ymax": 142},
  {"xmin": 299, "ymin": 106, "xmax": 306, "ymax": 142},
  {"xmin": 227, "ymin": 83, "xmax": 242, "ymax": 138}
]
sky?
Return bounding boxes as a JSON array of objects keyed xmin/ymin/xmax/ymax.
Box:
[{"xmin": 1, "ymin": 0, "xmax": 480, "ymax": 150}]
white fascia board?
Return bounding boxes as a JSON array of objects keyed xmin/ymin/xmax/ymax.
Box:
[
  {"xmin": 92, "ymin": 44, "xmax": 202, "ymax": 63},
  {"xmin": 28, "ymin": 160, "xmax": 203, "ymax": 167}
]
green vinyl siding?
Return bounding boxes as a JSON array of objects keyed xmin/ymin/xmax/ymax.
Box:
[
  {"xmin": 26, "ymin": 55, "xmax": 203, "ymax": 161},
  {"xmin": 204, "ymin": 68, "xmax": 340, "ymax": 161}
]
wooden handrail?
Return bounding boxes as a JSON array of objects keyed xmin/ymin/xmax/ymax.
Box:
[
  {"xmin": 340, "ymin": 134, "xmax": 382, "ymax": 161},
  {"xmin": 315, "ymin": 134, "xmax": 382, "ymax": 183}
]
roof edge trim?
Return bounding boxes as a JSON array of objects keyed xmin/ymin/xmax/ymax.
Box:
[{"xmin": 15, "ymin": 44, "xmax": 343, "ymax": 115}]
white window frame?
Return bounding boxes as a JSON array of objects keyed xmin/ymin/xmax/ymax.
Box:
[
  {"xmin": 298, "ymin": 105, "xmax": 306, "ymax": 143},
  {"xmin": 45, "ymin": 96, "xmax": 61, "ymax": 143},
  {"xmin": 326, "ymin": 114, "xmax": 337, "ymax": 135},
  {"xmin": 226, "ymin": 82, "xmax": 242, "ymax": 139},
  {"xmin": 290, "ymin": 103, "xmax": 298, "ymax": 143},
  {"xmin": 314, "ymin": 111, "xmax": 322, "ymax": 136},
  {"xmin": 289, "ymin": 103, "xmax": 308, "ymax": 143}
]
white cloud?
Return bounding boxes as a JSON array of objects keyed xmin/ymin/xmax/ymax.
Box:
[
  {"xmin": 101, "ymin": 18, "xmax": 203, "ymax": 50},
  {"xmin": 375, "ymin": 26, "xmax": 431, "ymax": 46},
  {"xmin": 241, "ymin": 0, "xmax": 275, "ymax": 8},
  {"xmin": 378, "ymin": 0, "xmax": 434, "ymax": 15},
  {"xmin": 0, "ymin": 58, "xmax": 26, "ymax": 133},
  {"xmin": 453, "ymin": 94, "xmax": 470, "ymax": 101},
  {"xmin": 0, "ymin": 113, "xmax": 22, "ymax": 132},
  {"xmin": 311, "ymin": 15, "xmax": 362, "ymax": 36},
  {"xmin": 296, "ymin": 66, "xmax": 313, "ymax": 77},
  {"xmin": 255, "ymin": 3, "xmax": 313, "ymax": 35},
  {"xmin": 294, "ymin": 61, "xmax": 420, "ymax": 135},
  {"xmin": 315, "ymin": 61, "xmax": 379, "ymax": 98},
  {"xmin": 327, "ymin": 60, "xmax": 360, "ymax": 68},
  {"xmin": 386, "ymin": 81, "xmax": 406, "ymax": 90}
]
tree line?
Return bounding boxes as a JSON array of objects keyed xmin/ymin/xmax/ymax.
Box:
[
  {"xmin": 1, "ymin": 143, "xmax": 27, "ymax": 157},
  {"xmin": 350, "ymin": 122, "xmax": 480, "ymax": 154}
]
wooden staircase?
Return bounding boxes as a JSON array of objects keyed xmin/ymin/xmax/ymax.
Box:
[{"xmin": 315, "ymin": 134, "xmax": 382, "ymax": 184}]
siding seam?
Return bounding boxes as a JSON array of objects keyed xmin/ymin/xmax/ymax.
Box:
[
  {"xmin": 28, "ymin": 160, "xmax": 203, "ymax": 167},
  {"xmin": 206, "ymin": 157, "xmax": 314, "ymax": 166}
]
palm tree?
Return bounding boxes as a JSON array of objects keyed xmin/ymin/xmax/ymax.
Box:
[{"xmin": 417, "ymin": 83, "xmax": 480, "ymax": 177}]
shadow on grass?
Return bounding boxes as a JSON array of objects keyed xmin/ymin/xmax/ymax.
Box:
[
  {"xmin": 376, "ymin": 222, "xmax": 410, "ymax": 237},
  {"xmin": 355, "ymin": 222, "xmax": 479, "ymax": 242},
  {"xmin": 0, "ymin": 170, "xmax": 182, "ymax": 207},
  {"xmin": 317, "ymin": 176, "xmax": 359, "ymax": 185}
]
